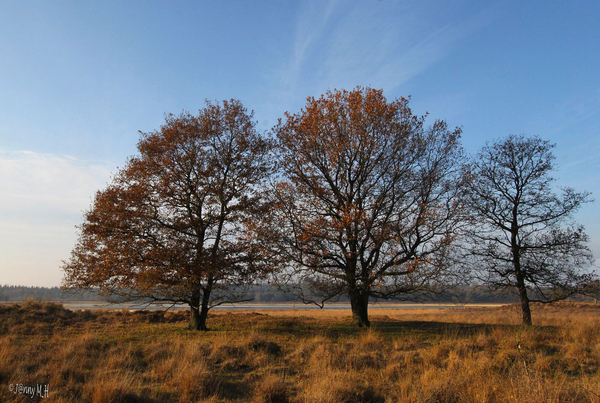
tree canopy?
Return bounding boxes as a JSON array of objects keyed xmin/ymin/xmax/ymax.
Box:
[
  {"xmin": 62, "ymin": 90, "xmax": 596, "ymax": 330},
  {"xmin": 463, "ymin": 134, "xmax": 595, "ymax": 325},
  {"xmin": 261, "ymin": 87, "xmax": 466, "ymax": 327},
  {"xmin": 62, "ymin": 100, "xmax": 274, "ymax": 330}
]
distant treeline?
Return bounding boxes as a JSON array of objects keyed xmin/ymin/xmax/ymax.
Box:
[
  {"xmin": 0, "ymin": 285, "xmax": 105, "ymax": 302},
  {"xmin": 0, "ymin": 285, "xmax": 104, "ymax": 301},
  {"xmin": 248, "ymin": 284, "xmax": 523, "ymax": 304},
  {"xmin": 0, "ymin": 284, "xmax": 527, "ymax": 304}
]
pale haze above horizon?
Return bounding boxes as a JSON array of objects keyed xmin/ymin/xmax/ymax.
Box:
[{"xmin": 1, "ymin": 1, "xmax": 599, "ymax": 287}]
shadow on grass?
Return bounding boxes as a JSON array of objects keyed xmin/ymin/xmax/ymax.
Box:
[
  {"xmin": 2, "ymin": 302, "xmax": 558, "ymax": 342},
  {"xmin": 374, "ymin": 320, "xmax": 557, "ymax": 340},
  {"xmin": 235, "ymin": 315, "xmax": 559, "ymax": 340},
  {"xmin": 373, "ymin": 320, "xmax": 506, "ymax": 336}
]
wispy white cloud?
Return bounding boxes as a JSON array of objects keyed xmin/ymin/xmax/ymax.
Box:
[
  {"xmin": 528, "ymin": 88, "xmax": 600, "ymax": 140},
  {"xmin": 277, "ymin": 1, "xmax": 493, "ymax": 102},
  {"xmin": 0, "ymin": 150, "xmax": 114, "ymax": 286},
  {"xmin": 0, "ymin": 150, "xmax": 112, "ymax": 215},
  {"xmin": 284, "ymin": 0, "xmax": 342, "ymax": 90},
  {"xmin": 521, "ymin": 89, "xmax": 600, "ymax": 262},
  {"xmin": 527, "ymin": 88, "xmax": 600, "ymax": 183}
]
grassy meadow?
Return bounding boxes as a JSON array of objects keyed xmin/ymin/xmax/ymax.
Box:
[{"xmin": 2, "ymin": 301, "xmax": 600, "ymax": 402}]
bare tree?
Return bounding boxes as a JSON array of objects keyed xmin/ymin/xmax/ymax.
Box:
[
  {"xmin": 262, "ymin": 87, "xmax": 466, "ymax": 327},
  {"xmin": 464, "ymin": 134, "xmax": 595, "ymax": 325},
  {"xmin": 62, "ymin": 100, "xmax": 274, "ymax": 330}
]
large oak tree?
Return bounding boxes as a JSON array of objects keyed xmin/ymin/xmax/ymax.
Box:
[
  {"xmin": 264, "ymin": 87, "xmax": 466, "ymax": 327},
  {"xmin": 62, "ymin": 100, "xmax": 273, "ymax": 330},
  {"xmin": 464, "ymin": 134, "xmax": 595, "ymax": 325}
]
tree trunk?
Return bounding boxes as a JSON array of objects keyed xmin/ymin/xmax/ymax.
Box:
[
  {"xmin": 349, "ymin": 289, "xmax": 370, "ymax": 328},
  {"xmin": 189, "ymin": 279, "xmax": 213, "ymax": 331},
  {"xmin": 516, "ymin": 274, "xmax": 532, "ymax": 326},
  {"xmin": 198, "ymin": 287, "xmax": 211, "ymax": 331},
  {"xmin": 189, "ymin": 303, "xmax": 209, "ymax": 331},
  {"xmin": 511, "ymin": 214, "xmax": 532, "ymax": 326},
  {"xmin": 189, "ymin": 286, "xmax": 210, "ymax": 331},
  {"xmin": 189, "ymin": 304, "xmax": 204, "ymax": 330}
]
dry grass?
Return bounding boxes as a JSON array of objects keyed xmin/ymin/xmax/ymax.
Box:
[{"xmin": 2, "ymin": 301, "xmax": 600, "ymax": 402}]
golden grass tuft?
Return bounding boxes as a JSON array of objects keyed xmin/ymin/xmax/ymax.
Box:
[{"xmin": 251, "ymin": 372, "xmax": 290, "ymax": 403}]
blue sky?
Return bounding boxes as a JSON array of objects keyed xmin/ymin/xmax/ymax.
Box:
[{"xmin": 1, "ymin": 0, "xmax": 598, "ymax": 286}]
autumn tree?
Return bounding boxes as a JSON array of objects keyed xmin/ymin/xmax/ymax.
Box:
[
  {"xmin": 62, "ymin": 100, "xmax": 273, "ymax": 330},
  {"xmin": 464, "ymin": 134, "xmax": 595, "ymax": 325},
  {"xmin": 263, "ymin": 87, "xmax": 466, "ymax": 327}
]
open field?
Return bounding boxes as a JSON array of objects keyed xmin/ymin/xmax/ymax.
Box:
[
  {"xmin": 2, "ymin": 302, "xmax": 600, "ymax": 402},
  {"xmin": 0, "ymin": 301, "xmax": 508, "ymax": 310},
  {"xmin": 5, "ymin": 301, "xmax": 506, "ymax": 311}
]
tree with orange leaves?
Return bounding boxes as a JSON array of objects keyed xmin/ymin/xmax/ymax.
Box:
[
  {"xmin": 62, "ymin": 100, "xmax": 274, "ymax": 330},
  {"xmin": 264, "ymin": 87, "xmax": 466, "ymax": 327}
]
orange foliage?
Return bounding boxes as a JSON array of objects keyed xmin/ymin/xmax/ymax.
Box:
[
  {"xmin": 62, "ymin": 100, "xmax": 274, "ymax": 330},
  {"xmin": 262, "ymin": 87, "xmax": 467, "ymax": 326}
]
